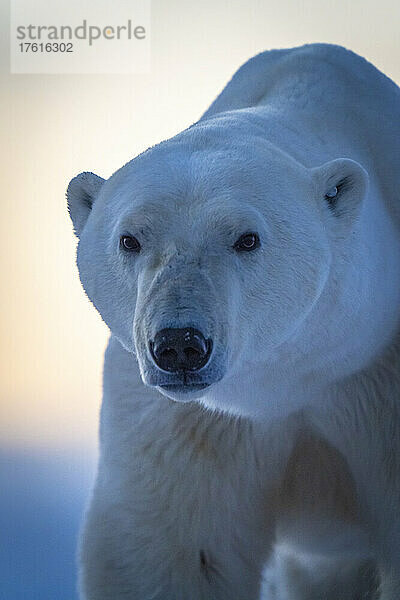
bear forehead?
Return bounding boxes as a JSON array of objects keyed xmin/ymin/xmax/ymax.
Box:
[
  {"xmin": 102, "ymin": 129, "xmax": 310, "ymax": 216},
  {"xmin": 114, "ymin": 197, "xmax": 265, "ymax": 240}
]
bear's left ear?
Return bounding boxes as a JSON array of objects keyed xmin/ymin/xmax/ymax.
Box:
[
  {"xmin": 311, "ymin": 158, "xmax": 369, "ymax": 229},
  {"xmin": 67, "ymin": 171, "xmax": 105, "ymax": 238}
]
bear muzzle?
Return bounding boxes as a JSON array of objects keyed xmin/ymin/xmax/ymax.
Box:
[{"xmin": 149, "ymin": 327, "xmax": 213, "ymax": 373}]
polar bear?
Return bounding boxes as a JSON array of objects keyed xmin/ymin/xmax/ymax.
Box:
[{"xmin": 67, "ymin": 44, "xmax": 400, "ymax": 599}]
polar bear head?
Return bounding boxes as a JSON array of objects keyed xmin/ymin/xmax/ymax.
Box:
[{"xmin": 67, "ymin": 117, "xmax": 369, "ymax": 418}]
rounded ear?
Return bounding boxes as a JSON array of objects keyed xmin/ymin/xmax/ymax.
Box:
[
  {"xmin": 66, "ymin": 172, "xmax": 105, "ymax": 238},
  {"xmin": 311, "ymin": 158, "xmax": 369, "ymax": 230}
]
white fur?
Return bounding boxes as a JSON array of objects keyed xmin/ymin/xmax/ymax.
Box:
[{"xmin": 68, "ymin": 44, "xmax": 400, "ymax": 599}]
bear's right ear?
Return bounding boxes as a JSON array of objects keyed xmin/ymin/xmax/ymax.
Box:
[
  {"xmin": 67, "ymin": 172, "xmax": 105, "ymax": 238},
  {"xmin": 310, "ymin": 158, "xmax": 369, "ymax": 229}
]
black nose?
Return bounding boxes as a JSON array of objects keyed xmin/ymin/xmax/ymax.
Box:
[{"xmin": 150, "ymin": 327, "xmax": 212, "ymax": 372}]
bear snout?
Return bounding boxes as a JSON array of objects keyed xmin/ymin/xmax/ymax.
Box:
[{"xmin": 149, "ymin": 327, "xmax": 213, "ymax": 373}]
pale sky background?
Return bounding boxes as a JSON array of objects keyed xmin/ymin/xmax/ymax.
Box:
[{"xmin": 1, "ymin": 0, "xmax": 400, "ymax": 453}]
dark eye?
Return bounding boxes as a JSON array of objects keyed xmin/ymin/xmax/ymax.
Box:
[
  {"xmin": 233, "ymin": 232, "xmax": 260, "ymax": 252},
  {"xmin": 120, "ymin": 235, "xmax": 141, "ymax": 252}
]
